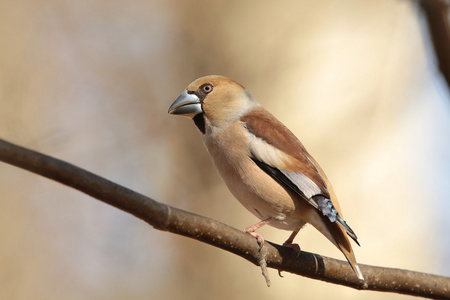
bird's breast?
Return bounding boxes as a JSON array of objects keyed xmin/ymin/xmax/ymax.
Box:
[{"xmin": 202, "ymin": 122, "xmax": 305, "ymax": 229}]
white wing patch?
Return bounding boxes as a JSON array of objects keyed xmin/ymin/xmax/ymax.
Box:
[
  {"xmin": 247, "ymin": 132, "xmax": 322, "ymax": 199},
  {"xmin": 280, "ymin": 170, "xmax": 322, "ymax": 199},
  {"xmin": 247, "ymin": 131, "xmax": 287, "ymax": 167}
]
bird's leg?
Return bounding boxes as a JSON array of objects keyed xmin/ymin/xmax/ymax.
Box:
[
  {"xmin": 244, "ymin": 217, "xmax": 273, "ymax": 248},
  {"xmin": 283, "ymin": 228, "xmax": 301, "ymax": 253}
]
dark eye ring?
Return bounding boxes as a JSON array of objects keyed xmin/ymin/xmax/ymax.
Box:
[{"xmin": 201, "ymin": 83, "xmax": 213, "ymax": 94}]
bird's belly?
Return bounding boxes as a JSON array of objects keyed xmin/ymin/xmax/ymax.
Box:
[
  {"xmin": 210, "ymin": 149, "xmax": 307, "ymax": 230},
  {"xmin": 203, "ymin": 123, "xmax": 311, "ymax": 231}
]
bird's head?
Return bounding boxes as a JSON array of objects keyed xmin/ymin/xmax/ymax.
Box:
[{"xmin": 168, "ymin": 75, "xmax": 258, "ymax": 132}]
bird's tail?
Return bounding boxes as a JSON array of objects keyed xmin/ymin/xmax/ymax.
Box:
[
  {"xmin": 338, "ymin": 240, "xmax": 364, "ymax": 280},
  {"xmin": 307, "ymin": 154, "xmax": 364, "ymax": 280},
  {"xmin": 326, "ymin": 218, "xmax": 364, "ymax": 280}
]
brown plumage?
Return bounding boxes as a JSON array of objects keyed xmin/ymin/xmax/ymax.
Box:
[
  {"xmin": 241, "ymin": 108, "xmax": 329, "ymax": 195},
  {"xmin": 168, "ymin": 75, "xmax": 363, "ymax": 280}
]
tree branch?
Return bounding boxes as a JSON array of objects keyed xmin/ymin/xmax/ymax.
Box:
[
  {"xmin": 419, "ymin": 0, "xmax": 450, "ymax": 91},
  {"xmin": 0, "ymin": 138, "xmax": 448, "ymax": 299}
]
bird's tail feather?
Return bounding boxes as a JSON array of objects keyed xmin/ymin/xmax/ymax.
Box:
[
  {"xmin": 338, "ymin": 242, "xmax": 364, "ymax": 280},
  {"xmin": 327, "ymin": 220, "xmax": 364, "ymax": 280}
]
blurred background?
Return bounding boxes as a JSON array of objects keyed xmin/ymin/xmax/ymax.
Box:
[{"xmin": 0, "ymin": 0, "xmax": 449, "ymax": 299}]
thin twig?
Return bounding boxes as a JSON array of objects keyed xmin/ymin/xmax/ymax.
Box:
[{"xmin": 0, "ymin": 138, "xmax": 448, "ymax": 299}]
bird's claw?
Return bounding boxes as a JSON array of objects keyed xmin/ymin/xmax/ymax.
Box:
[
  {"xmin": 283, "ymin": 242, "xmax": 301, "ymax": 257},
  {"xmin": 244, "ymin": 218, "xmax": 272, "ymax": 249},
  {"xmin": 246, "ymin": 230, "xmax": 265, "ymax": 249}
]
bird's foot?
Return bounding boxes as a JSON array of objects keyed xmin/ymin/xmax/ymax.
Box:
[
  {"xmin": 244, "ymin": 218, "xmax": 273, "ymax": 249},
  {"xmin": 245, "ymin": 230, "xmax": 265, "ymax": 248},
  {"xmin": 283, "ymin": 228, "xmax": 301, "ymax": 256},
  {"xmin": 282, "ymin": 241, "xmax": 301, "ymax": 255}
]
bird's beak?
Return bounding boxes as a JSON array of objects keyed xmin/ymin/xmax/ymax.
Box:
[{"xmin": 168, "ymin": 90, "xmax": 202, "ymax": 118}]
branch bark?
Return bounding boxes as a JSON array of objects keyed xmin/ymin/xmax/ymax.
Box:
[{"xmin": 0, "ymin": 138, "xmax": 449, "ymax": 299}]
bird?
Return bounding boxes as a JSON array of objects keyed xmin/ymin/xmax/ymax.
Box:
[{"xmin": 168, "ymin": 75, "xmax": 364, "ymax": 280}]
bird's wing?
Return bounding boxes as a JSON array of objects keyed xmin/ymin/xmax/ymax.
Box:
[{"xmin": 241, "ymin": 107, "xmax": 358, "ymax": 242}]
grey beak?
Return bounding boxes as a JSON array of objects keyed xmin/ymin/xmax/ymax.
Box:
[{"xmin": 168, "ymin": 90, "xmax": 202, "ymax": 118}]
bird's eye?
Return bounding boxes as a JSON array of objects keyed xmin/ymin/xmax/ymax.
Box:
[{"xmin": 201, "ymin": 83, "xmax": 213, "ymax": 94}]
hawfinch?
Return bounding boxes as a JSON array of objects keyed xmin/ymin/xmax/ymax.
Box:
[{"xmin": 168, "ymin": 75, "xmax": 363, "ymax": 280}]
